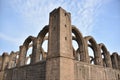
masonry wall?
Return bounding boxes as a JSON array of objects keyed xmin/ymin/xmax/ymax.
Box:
[
  {"xmin": 0, "ymin": 60, "xmax": 120, "ymax": 80},
  {"xmin": 75, "ymin": 61, "xmax": 120, "ymax": 80},
  {"xmin": 0, "ymin": 71, "xmax": 4, "ymax": 80},
  {"xmin": 0, "ymin": 61, "xmax": 46, "ymax": 80}
]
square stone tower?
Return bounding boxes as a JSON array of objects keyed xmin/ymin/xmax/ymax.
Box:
[{"xmin": 46, "ymin": 7, "xmax": 75, "ymax": 80}]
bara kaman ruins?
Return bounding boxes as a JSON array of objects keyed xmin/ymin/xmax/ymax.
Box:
[{"xmin": 0, "ymin": 7, "xmax": 120, "ymax": 80}]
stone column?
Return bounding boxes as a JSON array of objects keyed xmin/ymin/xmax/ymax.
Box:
[
  {"xmin": 84, "ymin": 40, "xmax": 91, "ymax": 63},
  {"xmin": 17, "ymin": 45, "xmax": 27, "ymax": 66},
  {"xmin": 46, "ymin": 7, "xmax": 75, "ymax": 80},
  {"xmin": 105, "ymin": 51, "xmax": 112, "ymax": 67},
  {"xmin": 111, "ymin": 53, "xmax": 118, "ymax": 69},
  {"xmin": 31, "ymin": 38, "xmax": 40, "ymax": 64},
  {"xmin": 96, "ymin": 45, "xmax": 103, "ymax": 66},
  {"xmin": 118, "ymin": 55, "xmax": 120, "ymax": 70},
  {"xmin": 1, "ymin": 53, "xmax": 9, "ymax": 70},
  {"xmin": 0, "ymin": 56, "xmax": 2, "ymax": 71},
  {"xmin": 8, "ymin": 51, "xmax": 14, "ymax": 68}
]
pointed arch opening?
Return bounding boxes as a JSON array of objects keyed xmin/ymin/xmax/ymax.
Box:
[
  {"xmin": 18, "ymin": 36, "xmax": 35, "ymax": 66},
  {"xmin": 84, "ymin": 36, "xmax": 102, "ymax": 65},
  {"xmin": 99, "ymin": 43, "xmax": 112, "ymax": 67},
  {"xmin": 72, "ymin": 25, "xmax": 89, "ymax": 62},
  {"xmin": 31, "ymin": 25, "xmax": 49, "ymax": 64}
]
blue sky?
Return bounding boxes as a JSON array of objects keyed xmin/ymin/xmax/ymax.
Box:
[{"xmin": 0, "ymin": 0, "xmax": 120, "ymax": 55}]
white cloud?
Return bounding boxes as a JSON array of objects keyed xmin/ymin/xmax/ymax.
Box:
[
  {"xmin": 70, "ymin": 0, "xmax": 104, "ymax": 36},
  {"xmin": 0, "ymin": 32, "xmax": 23, "ymax": 45}
]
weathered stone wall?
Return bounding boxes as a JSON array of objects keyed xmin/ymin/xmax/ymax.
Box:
[
  {"xmin": 1, "ymin": 61, "xmax": 46, "ymax": 80},
  {"xmin": 0, "ymin": 71, "xmax": 4, "ymax": 80},
  {"xmin": 75, "ymin": 61, "xmax": 120, "ymax": 80},
  {"xmin": 1, "ymin": 60, "xmax": 120, "ymax": 80}
]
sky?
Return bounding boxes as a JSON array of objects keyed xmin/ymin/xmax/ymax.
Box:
[{"xmin": 0, "ymin": 0, "xmax": 120, "ymax": 55}]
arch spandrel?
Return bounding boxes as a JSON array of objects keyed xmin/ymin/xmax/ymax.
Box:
[
  {"xmin": 72, "ymin": 25, "xmax": 89, "ymax": 63},
  {"xmin": 84, "ymin": 36, "xmax": 103, "ymax": 65},
  {"xmin": 98, "ymin": 43, "xmax": 112, "ymax": 67}
]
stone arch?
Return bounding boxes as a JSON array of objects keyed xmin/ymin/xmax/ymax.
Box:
[
  {"xmin": 18, "ymin": 36, "xmax": 35, "ymax": 66},
  {"xmin": 84, "ymin": 36, "xmax": 102, "ymax": 65},
  {"xmin": 31, "ymin": 25, "xmax": 49, "ymax": 64},
  {"xmin": 37, "ymin": 25, "xmax": 49, "ymax": 44},
  {"xmin": 23, "ymin": 36, "xmax": 35, "ymax": 49},
  {"xmin": 72, "ymin": 25, "xmax": 89, "ymax": 62},
  {"xmin": 98, "ymin": 43, "xmax": 112, "ymax": 67}
]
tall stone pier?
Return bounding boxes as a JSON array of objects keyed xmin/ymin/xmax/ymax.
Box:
[{"xmin": 46, "ymin": 7, "xmax": 75, "ymax": 80}]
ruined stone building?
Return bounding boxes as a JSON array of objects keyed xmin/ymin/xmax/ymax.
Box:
[{"xmin": 0, "ymin": 7, "xmax": 120, "ymax": 80}]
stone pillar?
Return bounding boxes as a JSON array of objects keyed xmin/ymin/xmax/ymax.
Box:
[
  {"xmin": 1, "ymin": 53, "xmax": 9, "ymax": 70},
  {"xmin": 46, "ymin": 7, "xmax": 75, "ymax": 80},
  {"xmin": 0, "ymin": 56, "xmax": 2, "ymax": 71},
  {"xmin": 118, "ymin": 55, "xmax": 120, "ymax": 70},
  {"xmin": 17, "ymin": 45, "xmax": 27, "ymax": 66},
  {"xmin": 8, "ymin": 51, "xmax": 14, "ymax": 68},
  {"xmin": 96, "ymin": 45, "xmax": 103, "ymax": 66},
  {"xmin": 31, "ymin": 38, "xmax": 40, "ymax": 64},
  {"xmin": 84, "ymin": 39, "xmax": 91, "ymax": 63},
  {"xmin": 105, "ymin": 51, "xmax": 112, "ymax": 67},
  {"xmin": 111, "ymin": 53, "xmax": 118, "ymax": 69}
]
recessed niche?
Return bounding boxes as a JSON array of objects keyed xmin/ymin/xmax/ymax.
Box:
[
  {"xmin": 65, "ymin": 13, "xmax": 67, "ymax": 16},
  {"xmin": 65, "ymin": 24, "xmax": 67, "ymax": 27},
  {"xmin": 65, "ymin": 37, "xmax": 67, "ymax": 40},
  {"xmin": 54, "ymin": 15, "xmax": 56, "ymax": 18}
]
